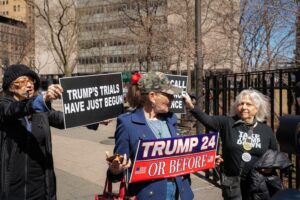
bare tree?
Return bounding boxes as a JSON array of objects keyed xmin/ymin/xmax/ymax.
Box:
[
  {"xmin": 165, "ymin": 0, "xmax": 195, "ymax": 91},
  {"xmin": 118, "ymin": 0, "xmax": 168, "ymax": 72},
  {"xmin": 166, "ymin": 0, "xmax": 241, "ymax": 89},
  {"xmin": 237, "ymin": 0, "xmax": 297, "ymax": 71},
  {"xmin": 25, "ymin": 0, "xmax": 78, "ymax": 76}
]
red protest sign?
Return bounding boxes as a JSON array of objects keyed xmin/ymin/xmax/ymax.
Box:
[{"xmin": 129, "ymin": 132, "xmax": 219, "ymax": 183}]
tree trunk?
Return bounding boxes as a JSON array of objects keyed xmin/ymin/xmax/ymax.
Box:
[{"xmin": 64, "ymin": 64, "xmax": 72, "ymax": 77}]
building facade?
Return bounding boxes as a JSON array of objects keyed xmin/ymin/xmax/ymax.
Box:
[
  {"xmin": 0, "ymin": 0, "xmax": 35, "ymax": 68},
  {"xmin": 76, "ymin": 0, "xmax": 241, "ymax": 75},
  {"xmin": 0, "ymin": 15, "xmax": 27, "ymax": 85},
  {"xmin": 76, "ymin": 0, "xmax": 167, "ymax": 74}
]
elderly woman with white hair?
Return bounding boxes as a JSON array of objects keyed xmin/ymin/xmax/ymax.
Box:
[{"xmin": 183, "ymin": 89, "xmax": 278, "ymax": 200}]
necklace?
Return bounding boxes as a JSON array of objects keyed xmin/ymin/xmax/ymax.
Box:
[{"xmin": 242, "ymin": 124, "xmax": 256, "ymax": 151}]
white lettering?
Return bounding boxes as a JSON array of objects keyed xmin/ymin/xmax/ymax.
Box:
[
  {"xmin": 171, "ymin": 100, "xmax": 182, "ymax": 109},
  {"xmin": 142, "ymin": 142, "xmax": 155, "ymax": 158},
  {"xmin": 168, "ymin": 155, "xmax": 207, "ymax": 173},
  {"xmin": 151, "ymin": 141, "xmax": 166, "ymax": 157},
  {"xmin": 64, "ymin": 101, "xmax": 85, "ymax": 114},
  {"xmin": 142, "ymin": 137, "xmax": 199, "ymax": 157},
  {"xmin": 66, "ymin": 87, "xmax": 98, "ymax": 100},
  {"xmin": 176, "ymin": 138, "xmax": 190, "ymax": 154},
  {"xmin": 104, "ymin": 95, "xmax": 123, "ymax": 107},
  {"xmin": 147, "ymin": 162, "xmax": 166, "ymax": 176}
]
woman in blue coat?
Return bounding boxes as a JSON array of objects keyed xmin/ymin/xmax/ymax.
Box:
[{"xmin": 107, "ymin": 72, "xmax": 194, "ymax": 200}]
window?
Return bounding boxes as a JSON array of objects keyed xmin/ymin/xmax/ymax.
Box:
[
  {"xmin": 17, "ymin": 5, "xmax": 20, "ymax": 12},
  {"xmin": 13, "ymin": 5, "xmax": 16, "ymax": 12}
]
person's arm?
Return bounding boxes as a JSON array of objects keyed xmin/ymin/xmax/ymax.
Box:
[
  {"xmin": 189, "ymin": 107, "xmax": 224, "ymax": 132},
  {"xmin": 107, "ymin": 116, "xmax": 131, "ymax": 182},
  {"xmin": 182, "ymin": 93, "xmax": 225, "ymax": 131},
  {"xmin": 32, "ymin": 95, "xmax": 50, "ymax": 112},
  {"xmin": 0, "ymin": 97, "xmax": 36, "ymax": 123},
  {"xmin": 48, "ymin": 110, "xmax": 65, "ymax": 129},
  {"xmin": 113, "ymin": 117, "xmax": 130, "ymax": 156},
  {"xmin": 182, "ymin": 94, "xmax": 226, "ymax": 131}
]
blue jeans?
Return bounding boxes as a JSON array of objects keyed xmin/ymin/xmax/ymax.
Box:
[{"xmin": 166, "ymin": 181, "xmax": 177, "ymax": 200}]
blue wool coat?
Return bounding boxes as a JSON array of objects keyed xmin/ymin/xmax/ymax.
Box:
[{"xmin": 113, "ymin": 108, "xmax": 194, "ymax": 200}]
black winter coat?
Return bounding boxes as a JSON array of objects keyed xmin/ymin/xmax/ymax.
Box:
[
  {"xmin": 0, "ymin": 95, "xmax": 64, "ymax": 200},
  {"xmin": 249, "ymin": 149, "xmax": 292, "ymax": 200}
]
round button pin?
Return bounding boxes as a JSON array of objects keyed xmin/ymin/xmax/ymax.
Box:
[
  {"xmin": 242, "ymin": 152, "xmax": 252, "ymax": 162},
  {"xmin": 243, "ymin": 142, "xmax": 252, "ymax": 151}
]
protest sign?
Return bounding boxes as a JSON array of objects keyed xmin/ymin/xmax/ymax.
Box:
[
  {"xmin": 59, "ymin": 73, "xmax": 123, "ymax": 128},
  {"xmin": 166, "ymin": 74, "xmax": 188, "ymax": 113},
  {"xmin": 129, "ymin": 132, "xmax": 218, "ymax": 183}
]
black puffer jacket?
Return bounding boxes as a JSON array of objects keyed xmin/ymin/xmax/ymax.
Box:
[
  {"xmin": 249, "ymin": 150, "xmax": 293, "ymax": 200},
  {"xmin": 0, "ymin": 95, "xmax": 64, "ymax": 200}
]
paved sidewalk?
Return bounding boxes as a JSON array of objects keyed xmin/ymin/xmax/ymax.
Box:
[{"xmin": 51, "ymin": 100, "xmax": 222, "ymax": 199}]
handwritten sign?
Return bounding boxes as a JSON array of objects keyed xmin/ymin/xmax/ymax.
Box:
[
  {"xmin": 166, "ymin": 74, "xmax": 188, "ymax": 113},
  {"xmin": 129, "ymin": 132, "xmax": 218, "ymax": 183},
  {"xmin": 59, "ymin": 73, "xmax": 123, "ymax": 128}
]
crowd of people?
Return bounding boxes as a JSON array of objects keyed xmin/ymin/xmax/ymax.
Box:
[{"xmin": 0, "ymin": 64, "xmax": 293, "ymax": 200}]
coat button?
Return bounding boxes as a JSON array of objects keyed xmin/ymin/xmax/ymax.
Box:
[{"xmin": 149, "ymin": 191, "xmax": 154, "ymax": 196}]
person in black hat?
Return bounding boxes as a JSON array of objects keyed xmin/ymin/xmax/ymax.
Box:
[
  {"xmin": 0, "ymin": 64, "xmax": 112, "ymax": 200},
  {"xmin": 0, "ymin": 64, "xmax": 65, "ymax": 200}
]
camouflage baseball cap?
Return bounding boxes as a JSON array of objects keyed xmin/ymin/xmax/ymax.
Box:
[{"xmin": 137, "ymin": 71, "xmax": 181, "ymax": 95}]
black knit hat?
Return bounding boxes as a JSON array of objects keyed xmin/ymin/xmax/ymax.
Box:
[{"xmin": 2, "ymin": 64, "xmax": 40, "ymax": 91}]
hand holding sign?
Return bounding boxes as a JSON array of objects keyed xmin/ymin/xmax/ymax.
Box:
[
  {"xmin": 182, "ymin": 93, "xmax": 194, "ymax": 109},
  {"xmin": 106, "ymin": 151, "xmax": 131, "ymax": 175},
  {"xmin": 43, "ymin": 84, "xmax": 64, "ymax": 102}
]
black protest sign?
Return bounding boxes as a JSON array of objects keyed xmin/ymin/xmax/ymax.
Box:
[
  {"xmin": 166, "ymin": 74, "xmax": 188, "ymax": 113},
  {"xmin": 59, "ymin": 73, "xmax": 123, "ymax": 128}
]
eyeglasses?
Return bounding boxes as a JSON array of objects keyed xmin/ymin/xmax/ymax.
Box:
[{"xmin": 12, "ymin": 77, "xmax": 35, "ymax": 87}]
